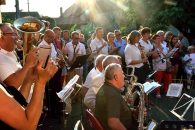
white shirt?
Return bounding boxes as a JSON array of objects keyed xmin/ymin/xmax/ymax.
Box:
[
  {"xmin": 90, "ymin": 38, "xmax": 108, "ymax": 57},
  {"xmin": 65, "ymin": 41, "xmax": 86, "ymax": 62},
  {"xmin": 125, "ymin": 44, "xmax": 143, "ymax": 68},
  {"xmin": 139, "ymin": 38, "xmax": 153, "ymax": 53},
  {"xmin": 38, "ymin": 39, "xmax": 57, "ymax": 60},
  {"xmin": 83, "ymin": 67, "xmax": 101, "ymax": 89},
  {"xmin": 152, "ymin": 45, "xmax": 168, "ymax": 71},
  {"xmin": 0, "ymin": 48, "xmax": 22, "ymax": 81},
  {"xmin": 84, "ymin": 72, "xmax": 104, "ymax": 111}
]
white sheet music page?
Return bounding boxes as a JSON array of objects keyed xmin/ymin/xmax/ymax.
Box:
[
  {"xmin": 143, "ymin": 81, "xmax": 161, "ymax": 94},
  {"xmin": 56, "ymin": 75, "xmax": 79, "ymax": 100},
  {"xmin": 166, "ymin": 83, "xmax": 183, "ymax": 97}
]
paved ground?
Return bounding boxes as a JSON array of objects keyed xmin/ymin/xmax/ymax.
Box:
[{"xmin": 39, "ymin": 85, "xmax": 195, "ymax": 130}]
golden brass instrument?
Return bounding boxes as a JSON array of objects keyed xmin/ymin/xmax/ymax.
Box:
[{"xmin": 14, "ymin": 16, "xmax": 45, "ymax": 63}]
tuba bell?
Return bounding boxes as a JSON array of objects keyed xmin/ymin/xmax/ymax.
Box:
[{"xmin": 14, "ymin": 16, "xmax": 45, "ymax": 64}]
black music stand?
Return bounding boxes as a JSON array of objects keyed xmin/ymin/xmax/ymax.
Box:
[{"xmin": 69, "ymin": 54, "xmax": 90, "ymax": 71}]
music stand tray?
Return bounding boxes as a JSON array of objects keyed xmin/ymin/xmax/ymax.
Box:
[{"xmin": 69, "ymin": 54, "xmax": 90, "ymax": 71}]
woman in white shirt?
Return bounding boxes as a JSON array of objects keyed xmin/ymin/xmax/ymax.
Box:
[{"xmin": 125, "ymin": 30, "xmax": 149, "ymax": 83}]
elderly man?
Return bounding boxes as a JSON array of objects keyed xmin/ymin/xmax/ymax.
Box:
[
  {"xmin": 81, "ymin": 54, "xmax": 106, "ymax": 97},
  {"xmin": 95, "ymin": 63, "xmax": 137, "ymax": 130},
  {"xmin": 0, "ymin": 23, "xmax": 38, "ymax": 99},
  {"xmin": 84, "ymin": 55, "xmax": 120, "ymax": 112}
]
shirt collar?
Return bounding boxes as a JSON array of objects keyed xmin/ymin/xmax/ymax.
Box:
[{"xmin": 0, "ymin": 48, "xmax": 12, "ymax": 54}]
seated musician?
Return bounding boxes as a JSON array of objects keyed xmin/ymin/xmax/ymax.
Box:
[
  {"xmin": 81, "ymin": 54, "xmax": 106, "ymax": 97},
  {"xmin": 84, "ymin": 55, "xmax": 121, "ymax": 112},
  {"xmin": 0, "ymin": 60, "xmax": 58, "ymax": 130},
  {"xmin": 95, "ymin": 63, "xmax": 139, "ymax": 130}
]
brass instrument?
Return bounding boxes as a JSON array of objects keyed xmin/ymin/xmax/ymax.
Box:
[
  {"xmin": 14, "ymin": 16, "xmax": 45, "ymax": 63},
  {"xmin": 125, "ymin": 66, "xmax": 146, "ymax": 130}
]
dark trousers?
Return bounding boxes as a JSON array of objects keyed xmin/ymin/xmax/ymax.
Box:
[{"xmin": 48, "ymin": 68, "xmax": 63, "ymax": 117}]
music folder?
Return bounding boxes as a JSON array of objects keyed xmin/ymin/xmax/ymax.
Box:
[{"xmin": 69, "ymin": 54, "xmax": 90, "ymax": 71}]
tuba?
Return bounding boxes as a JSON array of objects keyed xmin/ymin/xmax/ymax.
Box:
[{"xmin": 14, "ymin": 16, "xmax": 45, "ymax": 63}]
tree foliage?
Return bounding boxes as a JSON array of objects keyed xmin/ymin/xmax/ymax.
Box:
[{"xmin": 122, "ymin": 0, "xmax": 195, "ymax": 34}]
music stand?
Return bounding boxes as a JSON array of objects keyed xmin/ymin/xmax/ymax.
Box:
[
  {"xmin": 170, "ymin": 93, "xmax": 195, "ymax": 120},
  {"xmin": 69, "ymin": 54, "xmax": 90, "ymax": 71}
]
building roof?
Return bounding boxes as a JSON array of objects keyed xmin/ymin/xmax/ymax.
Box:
[
  {"xmin": 56, "ymin": 0, "xmax": 127, "ymax": 26},
  {"xmin": 2, "ymin": 11, "xmax": 41, "ymax": 20}
]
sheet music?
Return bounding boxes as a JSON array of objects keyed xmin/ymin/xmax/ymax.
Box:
[
  {"xmin": 166, "ymin": 83, "xmax": 183, "ymax": 97},
  {"xmin": 143, "ymin": 81, "xmax": 161, "ymax": 94},
  {"xmin": 56, "ymin": 75, "xmax": 79, "ymax": 101}
]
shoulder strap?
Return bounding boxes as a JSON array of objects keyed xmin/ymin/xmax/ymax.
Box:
[{"xmin": 0, "ymin": 82, "xmax": 27, "ymax": 107}]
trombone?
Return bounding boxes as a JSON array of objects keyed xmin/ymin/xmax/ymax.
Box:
[{"xmin": 14, "ymin": 16, "xmax": 45, "ymax": 64}]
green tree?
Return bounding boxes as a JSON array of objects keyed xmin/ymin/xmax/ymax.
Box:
[{"xmin": 123, "ymin": 0, "xmax": 195, "ymax": 34}]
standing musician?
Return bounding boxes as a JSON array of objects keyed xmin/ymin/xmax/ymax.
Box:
[
  {"xmin": 151, "ymin": 34, "xmax": 172, "ymax": 98},
  {"xmin": 125, "ymin": 30, "xmax": 150, "ymax": 84},
  {"xmin": 65, "ymin": 31, "xmax": 86, "ymax": 84}
]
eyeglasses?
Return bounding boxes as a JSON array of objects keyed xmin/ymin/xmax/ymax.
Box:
[{"xmin": 2, "ymin": 32, "xmax": 18, "ymax": 36}]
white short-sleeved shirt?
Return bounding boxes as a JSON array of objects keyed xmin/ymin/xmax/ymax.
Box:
[
  {"xmin": 139, "ymin": 38, "xmax": 153, "ymax": 53},
  {"xmin": 90, "ymin": 38, "xmax": 108, "ymax": 57},
  {"xmin": 84, "ymin": 73, "xmax": 104, "ymax": 111},
  {"xmin": 124, "ymin": 44, "xmax": 143, "ymax": 68},
  {"xmin": 0, "ymin": 48, "xmax": 22, "ymax": 81},
  {"xmin": 83, "ymin": 67, "xmax": 101, "ymax": 89},
  {"xmin": 65, "ymin": 41, "xmax": 86, "ymax": 62}
]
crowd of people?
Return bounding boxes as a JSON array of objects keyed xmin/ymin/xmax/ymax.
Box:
[{"xmin": 0, "ymin": 19, "xmax": 195, "ymax": 130}]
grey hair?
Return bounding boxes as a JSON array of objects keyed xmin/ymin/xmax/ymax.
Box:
[
  {"xmin": 105, "ymin": 63, "xmax": 121, "ymax": 80},
  {"xmin": 102, "ymin": 55, "xmax": 119, "ymax": 70},
  {"xmin": 94, "ymin": 54, "xmax": 106, "ymax": 67},
  {"xmin": 156, "ymin": 30, "xmax": 165, "ymax": 35},
  {"xmin": 127, "ymin": 30, "xmax": 141, "ymax": 44},
  {"xmin": 71, "ymin": 31, "xmax": 79, "ymax": 38}
]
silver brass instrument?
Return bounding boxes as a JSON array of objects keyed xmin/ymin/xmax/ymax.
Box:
[
  {"xmin": 125, "ymin": 66, "xmax": 146, "ymax": 130},
  {"xmin": 14, "ymin": 16, "xmax": 45, "ymax": 63}
]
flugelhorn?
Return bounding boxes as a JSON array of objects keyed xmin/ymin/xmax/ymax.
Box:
[{"xmin": 14, "ymin": 16, "xmax": 45, "ymax": 64}]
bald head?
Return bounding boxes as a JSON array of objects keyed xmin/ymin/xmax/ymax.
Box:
[
  {"xmin": 44, "ymin": 29, "xmax": 55, "ymax": 44},
  {"xmin": 102, "ymin": 55, "xmax": 120, "ymax": 70}
]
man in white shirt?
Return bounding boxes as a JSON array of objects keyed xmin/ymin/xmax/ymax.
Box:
[
  {"xmin": 84, "ymin": 55, "xmax": 120, "ymax": 112},
  {"xmin": 65, "ymin": 31, "xmax": 86, "ymax": 84},
  {"xmin": 81, "ymin": 54, "xmax": 106, "ymax": 97},
  {"xmin": 38, "ymin": 29, "xmax": 57, "ymax": 59},
  {"xmin": 90, "ymin": 27, "xmax": 108, "ymax": 60},
  {"xmin": 0, "ymin": 23, "xmax": 38, "ymax": 98}
]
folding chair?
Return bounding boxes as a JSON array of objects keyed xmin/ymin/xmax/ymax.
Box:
[
  {"xmin": 85, "ymin": 109, "xmax": 104, "ymax": 130},
  {"xmin": 74, "ymin": 120, "xmax": 85, "ymax": 130}
]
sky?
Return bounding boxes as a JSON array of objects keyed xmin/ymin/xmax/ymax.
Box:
[{"xmin": 0, "ymin": 0, "xmax": 76, "ymax": 18}]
